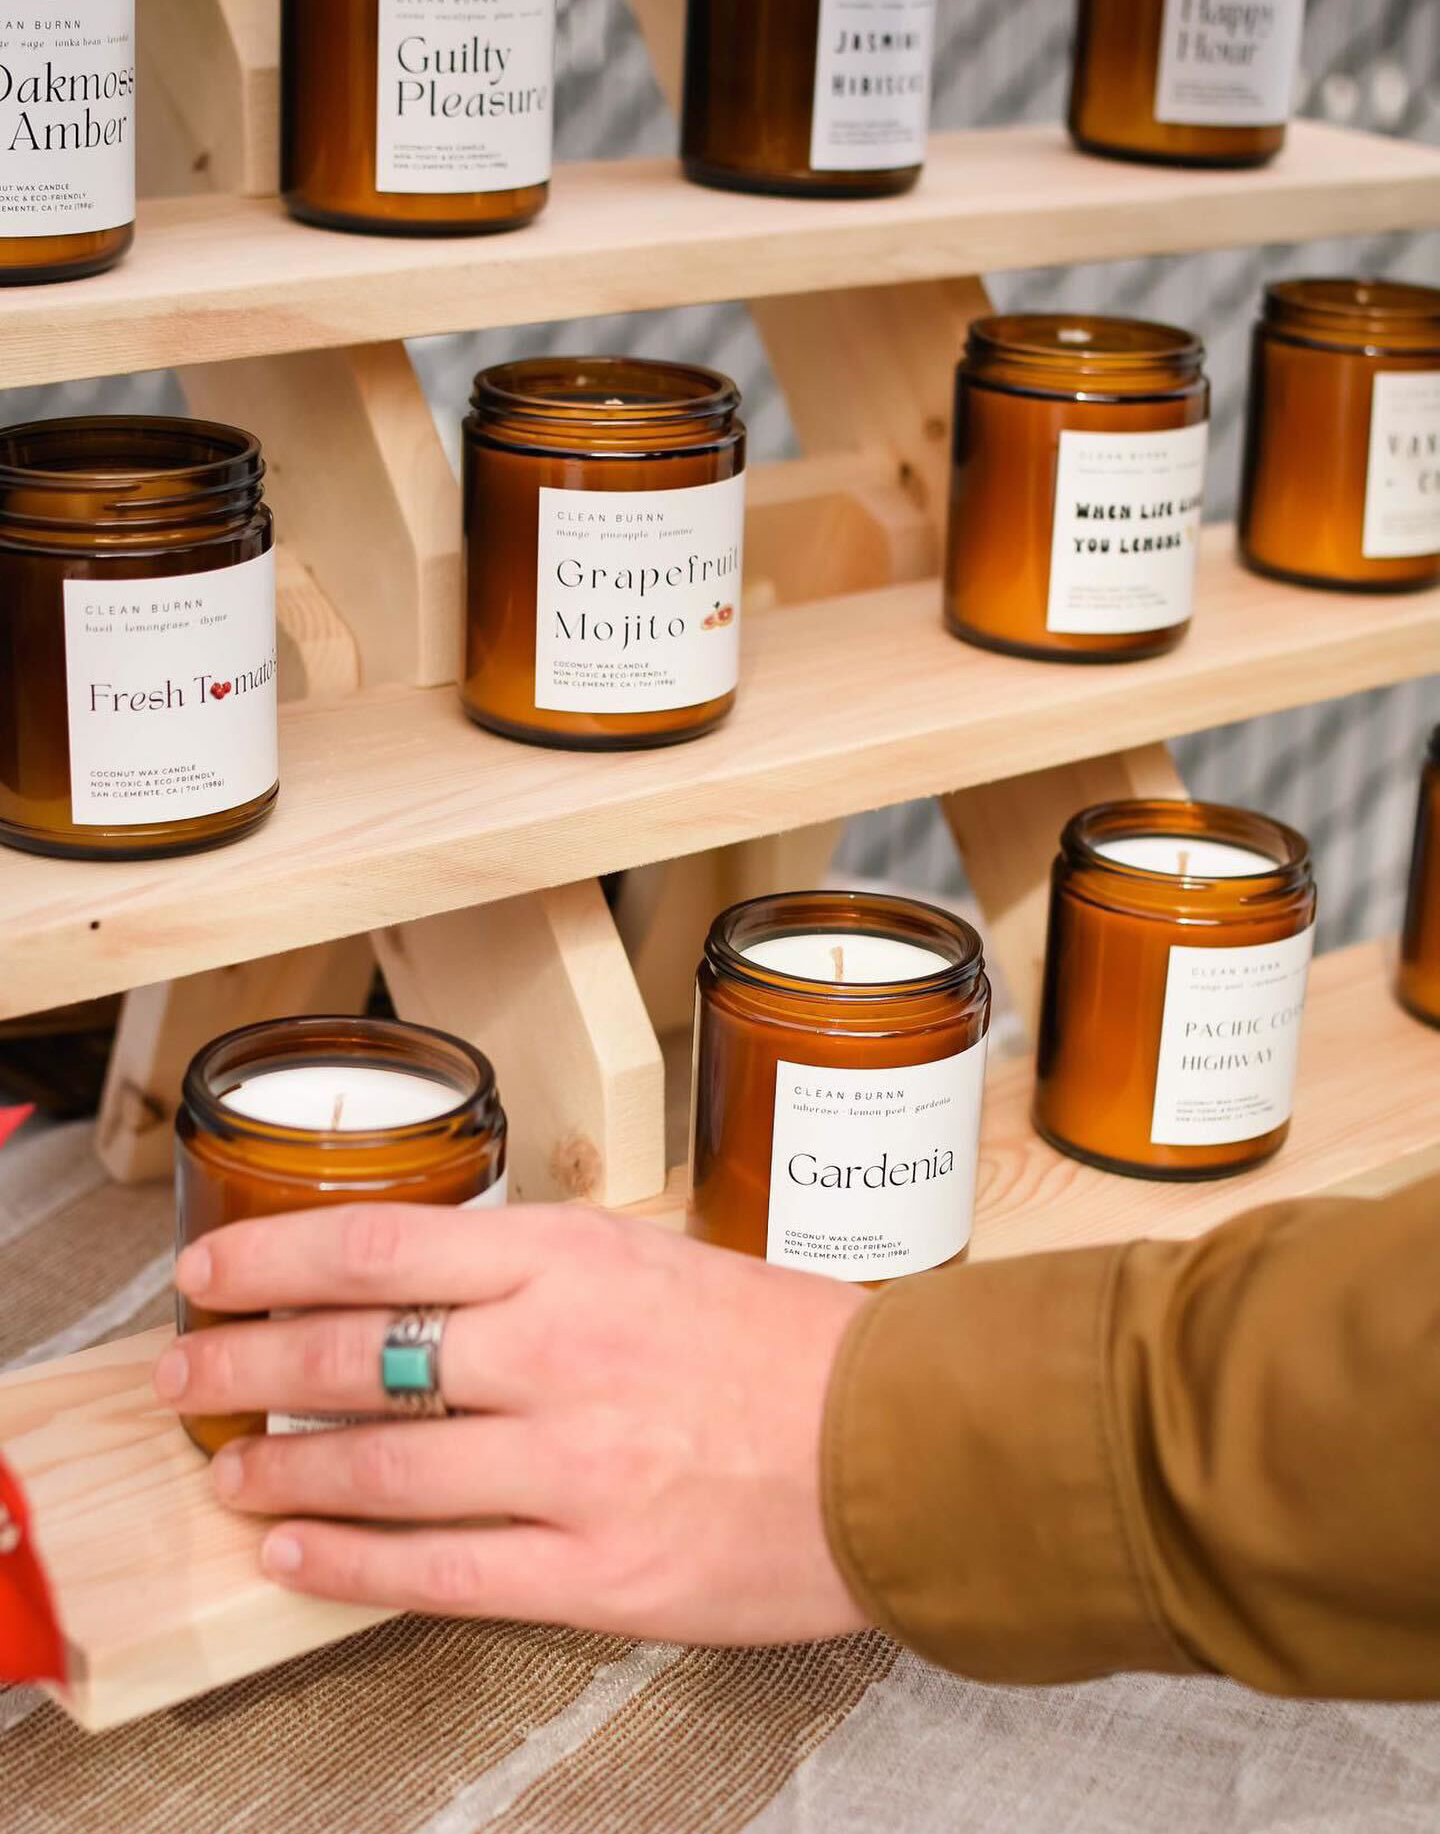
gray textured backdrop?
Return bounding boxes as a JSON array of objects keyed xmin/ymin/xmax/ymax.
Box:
[{"xmin": 6, "ymin": 0, "xmax": 1435, "ymax": 953}]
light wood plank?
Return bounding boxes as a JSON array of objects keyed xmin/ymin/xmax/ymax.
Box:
[
  {"xmin": 373, "ymin": 885, "xmax": 666, "ymax": 1207},
  {"xmin": 138, "ymin": 0, "xmax": 279, "ymax": 200},
  {"xmin": 945, "ymin": 744, "xmax": 1189, "ymax": 1038},
  {"xmin": 2, "ymin": 529, "xmax": 1436, "ymax": 1020},
  {"xmin": 275, "ymin": 548, "xmax": 361, "ymax": 703},
  {"xmin": 1, "ymin": 124, "xmax": 1437, "ymax": 387},
  {"xmin": 4, "ymin": 938, "xmax": 1430, "ymax": 1730}
]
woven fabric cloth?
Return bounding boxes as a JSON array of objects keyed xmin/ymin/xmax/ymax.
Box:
[{"xmin": 3, "ymin": 1122, "xmax": 1440, "ymax": 1833}]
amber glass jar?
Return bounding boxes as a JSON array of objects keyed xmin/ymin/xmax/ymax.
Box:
[
  {"xmin": 1035, "ymin": 801, "xmax": 1317, "ymax": 1181},
  {"xmin": 0, "ymin": 1, "xmax": 135, "ymax": 284},
  {"xmin": 1398, "ymin": 727, "xmax": 1440, "ymax": 1027},
  {"xmin": 681, "ymin": 0, "xmax": 934, "ymax": 198},
  {"xmin": 689, "ymin": 891, "xmax": 990, "ymax": 1284},
  {"xmin": 944, "ymin": 315, "xmax": 1209, "ymax": 662},
  {"xmin": 1239, "ymin": 279, "xmax": 1440, "ymax": 593},
  {"xmin": 176, "ymin": 1016, "xmax": 508, "ymax": 1455},
  {"xmin": 462, "ymin": 356, "xmax": 746, "ymax": 750},
  {"xmin": 1068, "ymin": 0, "xmax": 1304, "ymax": 168},
  {"xmin": 281, "ymin": 0, "xmax": 554, "ymax": 235},
  {"xmin": 0, "ymin": 418, "xmax": 278, "ymax": 862}
]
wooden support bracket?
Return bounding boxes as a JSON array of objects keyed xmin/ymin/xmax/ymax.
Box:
[
  {"xmin": 95, "ymin": 939, "xmax": 377, "ymax": 1184},
  {"xmin": 138, "ymin": 0, "xmax": 279, "ymax": 199},
  {"xmin": 373, "ymin": 882, "xmax": 666, "ymax": 1208},
  {"xmin": 943, "ymin": 743, "xmax": 1190, "ymax": 1039},
  {"xmin": 182, "ymin": 346, "xmax": 461, "ymax": 689}
]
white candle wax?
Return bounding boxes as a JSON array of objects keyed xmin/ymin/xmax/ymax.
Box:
[
  {"xmin": 220, "ymin": 1064, "xmax": 463, "ymax": 1132},
  {"xmin": 743, "ymin": 932, "xmax": 950, "ymax": 984},
  {"xmin": 1095, "ymin": 835, "xmax": 1279, "ymax": 878}
]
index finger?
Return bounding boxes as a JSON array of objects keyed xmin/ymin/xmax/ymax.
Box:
[{"xmin": 176, "ymin": 1203, "xmax": 564, "ymax": 1313}]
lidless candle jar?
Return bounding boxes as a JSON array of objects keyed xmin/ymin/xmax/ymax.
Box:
[
  {"xmin": 681, "ymin": 0, "xmax": 935, "ymax": 199},
  {"xmin": 462, "ymin": 356, "xmax": 747, "ymax": 750},
  {"xmin": 176, "ymin": 1016, "xmax": 509, "ymax": 1456},
  {"xmin": 1239, "ymin": 279, "xmax": 1440, "ymax": 593},
  {"xmin": 689, "ymin": 892, "xmax": 990, "ymax": 1284},
  {"xmin": 0, "ymin": 418, "xmax": 278, "ymax": 862},
  {"xmin": 281, "ymin": 0, "xmax": 555, "ymax": 235},
  {"xmin": 0, "ymin": 1, "xmax": 135, "ymax": 284},
  {"xmin": 944, "ymin": 315, "xmax": 1209, "ymax": 662},
  {"xmin": 1399, "ymin": 727, "xmax": 1440, "ymax": 1027},
  {"xmin": 1035, "ymin": 801, "xmax": 1317, "ymax": 1181},
  {"xmin": 1068, "ymin": 0, "xmax": 1304, "ymax": 168}
]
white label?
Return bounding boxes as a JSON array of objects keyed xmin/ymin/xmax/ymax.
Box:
[
  {"xmin": 63, "ymin": 550, "xmax": 278, "ymax": 827},
  {"xmin": 1154, "ymin": 0, "xmax": 1303, "ymax": 127},
  {"xmin": 1363, "ymin": 371, "xmax": 1440, "ymax": 560},
  {"xmin": 810, "ymin": 0, "xmax": 934, "ymax": 172},
  {"xmin": 375, "ymin": 0, "xmax": 554, "ymax": 195},
  {"xmin": 765, "ymin": 1041, "xmax": 987, "ymax": 1282},
  {"xmin": 0, "ymin": 2, "xmax": 134, "ymax": 236},
  {"xmin": 1046, "ymin": 424, "xmax": 1208, "ymax": 635},
  {"xmin": 1150, "ymin": 926, "xmax": 1314, "ymax": 1147},
  {"xmin": 270, "ymin": 1171, "xmax": 507, "ymax": 1434},
  {"xmin": 535, "ymin": 473, "xmax": 745, "ymax": 714}
]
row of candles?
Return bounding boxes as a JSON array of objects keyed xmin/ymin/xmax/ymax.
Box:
[
  {"xmin": 2, "ymin": 273, "xmax": 1437, "ymax": 864},
  {"xmin": 175, "ymin": 775, "xmax": 1440, "ymax": 1454},
  {"xmin": 5, "ymin": 0, "xmax": 1305, "ymax": 287}
]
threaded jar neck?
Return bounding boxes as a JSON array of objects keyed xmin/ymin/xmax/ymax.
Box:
[
  {"xmin": 964, "ymin": 314, "xmax": 1206, "ymax": 399},
  {"xmin": 468, "ymin": 356, "xmax": 743, "ymax": 456},
  {"xmin": 1261, "ymin": 278, "xmax": 1440, "ymax": 355}
]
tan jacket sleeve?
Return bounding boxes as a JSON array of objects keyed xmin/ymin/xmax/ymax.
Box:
[{"xmin": 822, "ymin": 1174, "xmax": 1440, "ymax": 1699}]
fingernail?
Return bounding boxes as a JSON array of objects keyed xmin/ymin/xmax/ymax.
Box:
[
  {"xmin": 153, "ymin": 1348, "xmax": 190, "ymax": 1400},
  {"xmin": 174, "ymin": 1244, "xmax": 213, "ymax": 1297},
  {"xmin": 211, "ymin": 1447, "xmax": 244, "ymax": 1500},
  {"xmin": 262, "ymin": 1531, "xmax": 303, "ymax": 1577}
]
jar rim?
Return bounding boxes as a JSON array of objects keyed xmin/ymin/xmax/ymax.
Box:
[
  {"xmin": 182, "ymin": 1016, "xmax": 502, "ymax": 1147},
  {"xmin": 0, "ymin": 415, "xmax": 263, "ymax": 489},
  {"xmin": 968, "ymin": 313, "xmax": 1204, "ymax": 370},
  {"xmin": 707, "ymin": 890, "xmax": 986, "ymax": 1002},
  {"xmin": 1062, "ymin": 799, "xmax": 1313, "ymax": 891},
  {"xmin": 471, "ymin": 355, "xmax": 741, "ymax": 429},
  {"xmin": 1262, "ymin": 278, "xmax": 1440, "ymax": 350}
]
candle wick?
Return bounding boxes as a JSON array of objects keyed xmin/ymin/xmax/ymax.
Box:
[
  {"xmin": 330, "ymin": 1094, "xmax": 346, "ymax": 1130},
  {"xmin": 1177, "ymin": 849, "xmax": 1192, "ymax": 876},
  {"xmin": 830, "ymin": 945, "xmax": 846, "ymax": 982}
]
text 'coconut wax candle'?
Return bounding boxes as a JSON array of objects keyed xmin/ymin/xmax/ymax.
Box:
[
  {"xmin": 681, "ymin": 0, "xmax": 936, "ymax": 197},
  {"xmin": 463, "ymin": 357, "xmax": 746, "ymax": 749},
  {"xmin": 1399, "ymin": 726, "xmax": 1440, "ymax": 1027},
  {"xmin": 1034, "ymin": 801, "xmax": 1317, "ymax": 1180},
  {"xmin": 0, "ymin": 417, "xmax": 278, "ymax": 861},
  {"xmin": 176, "ymin": 1017, "xmax": 509, "ymax": 1455},
  {"xmin": 0, "ymin": 1, "xmax": 135, "ymax": 283},
  {"xmin": 944, "ymin": 315, "xmax": 1209, "ymax": 662},
  {"xmin": 281, "ymin": 0, "xmax": 555, "ymax": 234},
  {"xmin": 689, "ymin": 892, "xmax": 990, "ymax": 1283},
  {"xmin": 1239, "ymin": 279, "xmax": 1440, "ymax": 593},
  {"xmin": 1068, "ymin": 0, "xmax": 1304, "ymax": 168}
]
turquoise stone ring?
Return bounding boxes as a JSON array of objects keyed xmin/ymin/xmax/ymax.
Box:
[{"xmin": 380, "ymin": 1308, "xmax": 450, "ymax": 1417}]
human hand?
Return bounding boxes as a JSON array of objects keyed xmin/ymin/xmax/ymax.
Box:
[{"xmin": 155, "ymin": 1205, "xmax": 871, "ymax": 1646}]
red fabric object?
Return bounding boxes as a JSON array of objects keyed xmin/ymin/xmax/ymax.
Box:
[
  {"xmin": 0, "ymin": 1105, "xmax": 35, "ymax": 1152},
  {"xmin": 0, "ymin": 1457, "xmax": 66, "ymax": 1686}
]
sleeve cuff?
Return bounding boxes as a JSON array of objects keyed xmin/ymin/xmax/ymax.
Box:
[{"xmin": 821, "ymin": 1244, "xmax": 1197, "ymax": 1684}]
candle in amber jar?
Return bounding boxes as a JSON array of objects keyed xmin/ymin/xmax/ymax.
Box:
[
  {"xmin": 1398, "ymin": 726, "xmax": 1440, "ymax": 1027},
  {"xmin": 1239, "ymin": 279, "xmax": 1440, "ymax": 593},
  {"xmin": 944, "ymin": 315, "xmax": 1209, "ymax": 662},
  {"xmin": 281, "ymin": 0, "xmax": 555, "ymax": 235},
  {"xmin": 0, "ymin": 418, "xmax": 278, "ymax": 862},
  {"xmin": 689, "ymin": 891, "xmax": 990, "ymax": 1284},
  {"xmin": 1068, "ymin": 0, "xmax": 1304, "ymax": 168},
  {"xmin": 681, "ymin": 0, "xmax": 935, "ymax": 199},
  {"xmin": 462, "ymin": 357, "xmax": 746, "ymax": 750},
  {"xmin": 1034, "ymin": 800, "xmax": 1317, "ymax": 1180},
  {"xmin": 175, "ymin": 1017, "xmax": 508, "ymax": 1455},
  {"xmin": 0, "ymin": 1, "xmax": 134, "ymax": 284}
]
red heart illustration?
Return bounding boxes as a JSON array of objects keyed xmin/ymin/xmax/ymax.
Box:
[{"xmin": 210, "ymin": 681, "xmax": 232, "ymax": 700}]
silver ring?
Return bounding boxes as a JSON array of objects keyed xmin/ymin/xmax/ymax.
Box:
[{"xmin": 380, "ymin": 1307, "xmax": 451, "ymax": 1419}]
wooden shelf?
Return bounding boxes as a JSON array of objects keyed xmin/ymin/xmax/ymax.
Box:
[
  {"xmin": 4, "ymin": 529, "xmax": 1437, "ymax": 1021},
  {"xmin": 5, "ymin": 937, "xmax": 1435, "ymax": 1731},
  {"xmin": 3, "ymin": 122, "xmax": 1439, "ymax": 386}
]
